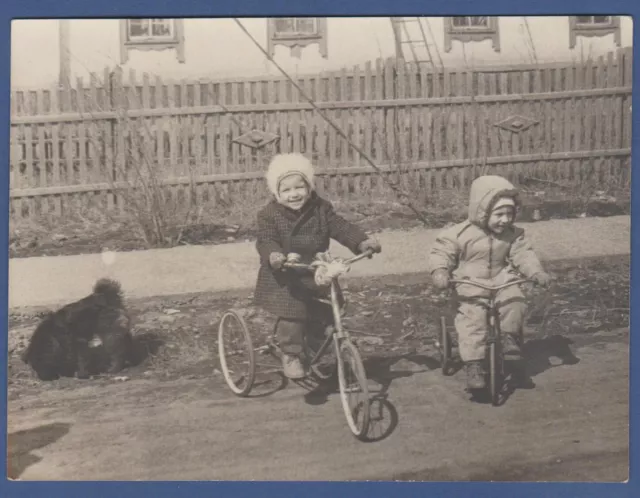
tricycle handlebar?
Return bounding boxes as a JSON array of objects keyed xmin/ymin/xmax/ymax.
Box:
[
  {"xmin": 449, "ymin": 278, "xmax": 532, "ymax": 292},
  {"xmin": 283, "ymin": 249, "xmax": 374, "ymax": 271}
]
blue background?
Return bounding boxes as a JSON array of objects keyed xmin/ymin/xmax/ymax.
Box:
[{"xmin": 1, "ymin": 0, "xmax": 637, "ymax": 496}]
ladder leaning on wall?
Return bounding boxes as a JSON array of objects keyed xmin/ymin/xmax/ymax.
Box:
[{"xmin": 390, "ymin": 17, "xmax": 443, "ymax": 71}]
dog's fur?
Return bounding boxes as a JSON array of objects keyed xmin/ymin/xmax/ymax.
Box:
[{"xmin": 21, "ymin": 279, "xmax": 133, "ymax": 380}]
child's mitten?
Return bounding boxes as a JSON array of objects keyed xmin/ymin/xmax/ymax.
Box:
[{"xmin": 269, "ymin": 252, "xmax": 287, "ymax": 270}]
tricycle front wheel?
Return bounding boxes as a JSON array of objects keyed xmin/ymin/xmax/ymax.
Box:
[
  {"xmin": 488, "ymin": 341, "xmax": 503, "ymax": 406},
  {"xmin": 439, "ymin": 316, "xmax": 454, "ymax": 376},
  {"xmin": 336, "ymin": 339, "xmax": 370, "ymax": 440}
]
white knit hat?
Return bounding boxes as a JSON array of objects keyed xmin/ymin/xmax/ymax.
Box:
[
  {"xmin": 492, "ymin": 197, "xmax": 516, "ymax": 211},
  {"xmin": 265, "ymin": 153, "xmax": 315, "ymax": 196}
]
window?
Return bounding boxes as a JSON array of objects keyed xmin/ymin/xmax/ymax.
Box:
[
  {"xmin": 273, "ymin": 18, "xmax": 319, "ymax": 38},
  {"xmin": 576, "ymin": 15, "xmax": 613, "ymax": 25},
  {"xmin": 569, "ymin": 16, "xmax": 621, "ymax": 48},
  {"xmin": 119, "ymin": 19, "xmax": 186, "ymax": 64},
  {"xmin": 128, "ymin": 19, "xmax": 175, "ymax": 41},
  {"xmin": 267, "ymin": 17, "xmax": 328, "ymax": 58},
  {"xmin": 444, "ymin": 16, "xmax": 500, "ymax": 53},
  {"xmin": 451, "ymin": 16, "xmax": 490, "ymax": 29}
]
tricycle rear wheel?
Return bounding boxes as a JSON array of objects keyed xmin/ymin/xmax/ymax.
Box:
[{"xmin": 218, "ymin": 310, "xmax": 256, "ymax": 397}]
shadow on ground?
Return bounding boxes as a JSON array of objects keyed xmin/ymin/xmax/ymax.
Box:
[
  {"xmin": 523, "ymin": 334, "xmax": 581, "ymax": 377},
  {"xmin": 7, "ymin": 422, "xmax": 72, "ymax": 479}
]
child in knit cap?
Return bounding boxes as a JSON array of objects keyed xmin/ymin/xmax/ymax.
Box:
[
  {"xmin": 428, "ymin": 175, "xmax": 552, "ymax": 391},
  {"xmin": 254, "ymin": 153, "xmax": 381, "ymax": 379}
]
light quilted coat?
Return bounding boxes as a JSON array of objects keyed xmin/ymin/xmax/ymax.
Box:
[
  {"xmin": 428, "ymin": 175, "xmax": 544, "ymax": 296},
  {"xmin": 428, "ymin": 175, "xmax": 545, "ymax": 361}
]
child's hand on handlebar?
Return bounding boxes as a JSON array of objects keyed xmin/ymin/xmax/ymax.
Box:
[
  {"xmin": 431, "ymin": 269, "xmax": 450, "ymax": 289},
  {"xmin": 531, "ymin": 272, "xmax": 553, "ymax": 288},
  {"xmin": 358, "ymin": 239, "xmax": 382, "ymax": 257},
  {"xmin": 269, "ymin": 252, "xmax": 287, "ymax": 270}
]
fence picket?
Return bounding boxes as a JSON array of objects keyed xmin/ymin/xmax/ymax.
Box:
[{"xmin": 9, "ymin": 51, "xmax": 632, "ymax": 221}]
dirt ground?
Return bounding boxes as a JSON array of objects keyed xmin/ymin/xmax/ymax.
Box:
[{"xmin": 6, "ymin": 254, "xmax": 630, "ymax": 481}]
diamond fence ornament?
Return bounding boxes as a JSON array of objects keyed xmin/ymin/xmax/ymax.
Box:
[
  {"xmin": 232, "ymin": 130, "xmax": 280, "ymax": 149},
  {"xmin": 494, "ymin": 115, "xmax": 539, "ymax": 134}
]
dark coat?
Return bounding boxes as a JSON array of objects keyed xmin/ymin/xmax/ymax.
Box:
[{"xmin": 254, "ymin": 192, "xmax": 368, "ymax": 320}]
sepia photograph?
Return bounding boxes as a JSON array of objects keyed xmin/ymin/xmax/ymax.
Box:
[{"xmin": 6, "ymin": 15, "xmax": 632, "ymax": 482}]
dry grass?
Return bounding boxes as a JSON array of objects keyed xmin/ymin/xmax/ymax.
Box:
[{"xmin": 9, "ymin": 166, "xmax": 630, "ymax": 259}]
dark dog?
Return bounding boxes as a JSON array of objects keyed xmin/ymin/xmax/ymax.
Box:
[{"xmin": 21, "ymin": 279, "xmax": 133, "ymax": 380}]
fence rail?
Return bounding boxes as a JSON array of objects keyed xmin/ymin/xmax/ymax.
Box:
[
  {"xmin": 10, "ymin": 85, "xmax": 633, "ymax": 126},
  {"xmin": 10, "ymin": 147, "xmax": 633, "ymax": 199},
  {"xmin": 9, "ymin": 47, "xmax": 633, "ymax": 221}
]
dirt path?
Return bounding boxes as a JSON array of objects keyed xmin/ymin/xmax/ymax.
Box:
[
  {"xmin": 7, "ymin": 217, "xmax": 630, "ymax": 482},
  {"xmin": 8, "ymin": 327, "xmax": 628, "ymax": 481},
  {"xmin": 8, "ymin": 215, "xmax": 630, "ymax": 309}
]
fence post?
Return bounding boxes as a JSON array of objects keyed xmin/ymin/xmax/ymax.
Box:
[{"xmin": 107, "ymin": 67, "xmax": 118, "ymax": 211}]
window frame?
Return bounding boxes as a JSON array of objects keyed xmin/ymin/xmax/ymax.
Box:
[
  {"xmin": 569, "ymin": 16, "xmax": 621, "ymax": 48},
  {"xmin": 127, "ymin": 19, "xmax": 176, "ymax": 42},
  {"xmin": 444, "ymin": 16, "xmax": 500, "ymax": 53},
  {"xmin": 272, "ymin": 18, "xmax": 320, "ymax": 39},
  {"xmin": 119, "ymin": 19, "xmax": 186, "ymax": 64},
  {"xmin": 267, "ymin": 17, "xmax": 328, "ymax": 58}
]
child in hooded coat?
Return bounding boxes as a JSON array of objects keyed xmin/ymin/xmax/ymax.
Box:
[
  {"xmin": 254, "ymin": 153, "xmax": 382, "ymax": 379},
  {"xmin": 428, "ymin": 175, "xmax": 552, "ymax": 390}
]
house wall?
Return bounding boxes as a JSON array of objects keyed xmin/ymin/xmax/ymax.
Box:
[
  {"xmin": 422, "ymin": 16, "xmax": 634, "ymax": 67},
  {"xmin": 11, "ymin": 16, "xmax": 633, "ymax": 90},
  {"xmin": 11, "ymin": 17, "xmax": 396, "ymax": 89}
]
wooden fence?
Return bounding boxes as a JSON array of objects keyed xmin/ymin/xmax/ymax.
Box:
[{"xmin": 9, "ymin": 47, "xmax": 633, "ymax": 221}]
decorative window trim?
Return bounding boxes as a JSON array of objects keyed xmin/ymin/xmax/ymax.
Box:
[
  {"xmin": 119, "ymin": 19, "xmax": 186, "ymax": 64},
  {"xmin": 444, "ymin": 17, "xmax": 500, "ymax": 53},
  {"xmin": 569, "ymin": 16, "xmax": 621, "ymax": 48},
  {"xmin": 267, "ymin": 18, "xmax": 328, "ymax": 59}
]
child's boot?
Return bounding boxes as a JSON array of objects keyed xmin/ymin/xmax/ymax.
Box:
[
  {"xmin": 282, "ymin": 354, "xmax": 306, "ymax": 379},
  {"xmin": 502, "ymin": 333, "xmax": 522, "ymax": 360},
  {"xmin": 465, "ymin": 360, "xmax": 486, "ymax": 389}
]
